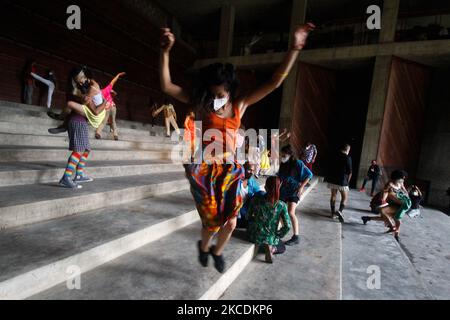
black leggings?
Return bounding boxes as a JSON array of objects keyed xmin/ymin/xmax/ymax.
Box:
[{"xmin": 362, "ymin": 176, "xmax": 379, "ymax": 194}]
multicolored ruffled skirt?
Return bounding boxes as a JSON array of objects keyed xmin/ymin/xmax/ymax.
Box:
[{"xmin": 184, "ymin": 162, "xmax": 245, "ymax": 232}]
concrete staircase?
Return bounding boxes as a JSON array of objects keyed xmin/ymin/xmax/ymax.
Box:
[{"xmin": 0, "ymin": 100, "xmax": 319, "ymax": 300}]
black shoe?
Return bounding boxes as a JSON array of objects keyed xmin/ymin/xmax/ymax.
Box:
[
  {"xmin": 47, "ymin": 111, "xmax": 65, "ymax": 121},
  {"xmin": 197, "ymin": 240, "xmax": 209, "ymax": 267},
  {"xmin": 285, "ymin": 235, "xmax": 300, "ymax": 246},
  {"xmin": 209, "ymin": 246, "xmax": 225, "ymax": 273},
  {"xmin": 336, "ymin": 211, "xmax": 345, "ymax": 223},
  {"xmin": 362, "ymin": 217, "xmax": 370, "ymax": 225},
  {"xmin": 48, "ymin": 126, "xmax": 67, "ymax": 134},
  {"xmin": 394, "ymin": 234, "xmax": 400, "ymax": 242}
]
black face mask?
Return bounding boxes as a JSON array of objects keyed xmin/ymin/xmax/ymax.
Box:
[{"xmin": 79, "ymin": 80, "xmax": 90, "ymax": 94}]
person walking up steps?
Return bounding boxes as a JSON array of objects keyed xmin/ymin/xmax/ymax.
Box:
[
  {"xmin": 326, "ymin": 144, "xmax": 353, "ymax": 223},
  {"xmin": 159, "ymin": 23, "xmax": 315, "ymax": 273}
]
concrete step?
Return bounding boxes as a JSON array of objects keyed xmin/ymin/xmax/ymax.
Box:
[
  {"xmin": 0, "ymin": 160, "xmax": 183, "ymax": 187},
  {"xmin": 0, "ymin": 146, "xmax": 173, "ymax": 162},
  {"xmin": 0, "ymin": 120, "xmax": 175, "ymax": 144},
  {"xmin": 0, "ymin": 171, "xmax": 189, "ymax": 229},
  {"xmin": 30, "ymin": 223, "xmax": 256, "ymax": 300},
  {"xmin": 0, "ymin": 191, "xmax": 199, "ymax": 300},
  {"xmin": 0, "ymin": 100, "xmax": 168, "ymax": 136},
  {"xmin": 27, "ymin": 177, "xmax": 318, "ymax": 300},
  {"xmin": 221, "ymin": 181, "xmax": 341, "ymax": 300},
  {"xmin": 0, "ymin": 133, "xmax": 176, "ymax": 152}
]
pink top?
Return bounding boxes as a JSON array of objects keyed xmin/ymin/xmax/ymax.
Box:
[{"xmin": 101, "ymin": 84, "xmax": 115, "ymax": 109}]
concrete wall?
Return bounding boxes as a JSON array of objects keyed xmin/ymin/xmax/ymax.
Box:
[{"xmin": 417, "ymin": 68, "xmax": 450, "ymax": 208}]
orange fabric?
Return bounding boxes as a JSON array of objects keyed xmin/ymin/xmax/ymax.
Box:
[
  {"xmin": 184, "ymin": 117, "xmax": 195, "ymax": 141},
  {"xmin": 202, "ymin": 105, "xmax": 241, "ymax": 155}
]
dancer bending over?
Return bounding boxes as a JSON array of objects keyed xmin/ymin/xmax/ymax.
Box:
[
  {"xmin": 95, "ymin": 72, "xmax": 125, "ymax": 140},
  {"xmin": 362, "ymin": 170, "xmax": 411, "ymax": 241},
  {"xmin": 159, "ymin": 23, "xmax": 314, "ymax": 272}
]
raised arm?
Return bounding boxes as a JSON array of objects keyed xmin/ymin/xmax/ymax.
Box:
[
  {"xmin": 110, "ymin": 72, "xmax": 126, "ymax": 88},
  {"xmin": 159, "ymin": 28, "xmax": 190, "ymax": 104},
  {"xmin": 238, "ymin": 23, "xmax": 315, "ymax": 117}
]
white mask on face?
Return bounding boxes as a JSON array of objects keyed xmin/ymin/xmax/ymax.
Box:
[
  {"xmin": 213, "ymin": 96, "xmax": 229, "ymax": 111},
  {"xmin": 281, "ymin": 155, "xmax": 290, "ymax": 163}
]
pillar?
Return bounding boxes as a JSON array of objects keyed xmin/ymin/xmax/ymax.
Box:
[{"xmin": 218, "ymin": 4, "xmax": 235, "ymax": 58}]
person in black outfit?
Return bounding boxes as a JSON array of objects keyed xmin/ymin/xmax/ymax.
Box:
[
  {"xmin": 325, "ymin": 144, "xmax": 353, "ymax": 223},
  {"xmin": 359, "ymin": 160, "xmax": 382, "ymax": 196}
]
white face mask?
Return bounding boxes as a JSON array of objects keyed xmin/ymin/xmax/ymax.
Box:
[
  {"xmin": 213, "ymin": 96, "xmax": 229, "ymax": 111},
  {"xmin": 281, "ymin": 156, "xmax": 290, "ymax": 163}
]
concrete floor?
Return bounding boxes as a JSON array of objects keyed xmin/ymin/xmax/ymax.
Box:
[{"xmin": 221, "ymin": 182, "xmax": 450, "ymax": 300}]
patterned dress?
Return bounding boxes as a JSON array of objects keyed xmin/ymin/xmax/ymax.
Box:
[
  {"xmin": 247, "ymin": 194, "xmax": 291, "ymax": 246},
  {"xmin": 184, "ymin": 105, "xmax": 244, "ymax": 232}
]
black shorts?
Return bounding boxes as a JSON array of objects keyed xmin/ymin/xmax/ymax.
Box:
[{"xmin": 281, "ymin": 196, "xmax": 300, "ymax": 204}]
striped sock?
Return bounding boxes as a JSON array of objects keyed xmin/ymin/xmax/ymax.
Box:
[
  {"xmin": 64, "ymin": 152, "xmax": 82, "ymax": 178},
  {"xmin": 76, "ymin": 151, "xmax": 90, "ymax": 176}
]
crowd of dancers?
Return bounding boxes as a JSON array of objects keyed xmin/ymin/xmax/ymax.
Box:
[{"xmin": 18, "ymin": 22, "xmax": 424, "ymax": 273}]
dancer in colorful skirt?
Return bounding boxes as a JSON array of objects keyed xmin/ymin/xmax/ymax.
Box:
[
  {"xmin": 55, "ymin": 66, "xmax": 108, "ymax": 188},
  {"xmin": 159, "ymin": 23, "xmax": 315, "ymax": 272}
]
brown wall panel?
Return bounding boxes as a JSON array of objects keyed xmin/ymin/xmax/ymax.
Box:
[
  {"xmin": 378, "ymin": 57, "xmax": 432, "ymax": 178},
  {"xmin": 292, "ymin": 62, "xmax": 337, "ymax": 176}
]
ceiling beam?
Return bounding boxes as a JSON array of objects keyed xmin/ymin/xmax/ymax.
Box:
[{"xmin": 193, "ymin": 39, "xmax": 450, "ymax": 69}]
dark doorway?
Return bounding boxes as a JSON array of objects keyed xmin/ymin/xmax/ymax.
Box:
[{"xmin": 330, "ymin": 65, "xmax": 373, "ymax": 188}]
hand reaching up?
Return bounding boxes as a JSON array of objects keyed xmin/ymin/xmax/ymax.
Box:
[
  {"xmin": 161, "ymin": 28, "xmax": 175, "ymax": 52},
  {"xmin": 292, "ymin": 23, "xmax": 315, "ymax": 50}
]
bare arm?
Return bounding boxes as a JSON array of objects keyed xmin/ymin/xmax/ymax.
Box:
[
  {"xmin": 238, "ymin": 23, "xmax": 315, "ymax": 118},
  {"xmin": 83, "ymin": 81, "xmax": 107, "ymax": 116},
  {"xmin": 159, "ymin": 28, "xmax": 190, "ymax": 104},
  {"xmin": 110, "ymin": 72, "xmax": 126, "ymax": 88}
]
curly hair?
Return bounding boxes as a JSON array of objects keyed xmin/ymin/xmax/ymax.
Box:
[
  {"xmin": 192, "ymin": 63, "xmax": 239, "ymax": 117},
  {"xmin": 391, "ymin": 169, "xmax": 408, "ymax": 182}
]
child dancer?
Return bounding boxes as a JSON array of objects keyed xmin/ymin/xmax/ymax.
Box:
[
  {"xmin": 57, "ymin": 66, "xmax": 108, "ymax": 188},
  {"xmin": 160, "ymin": 23, "xmax": 315, "ymax": 272}
]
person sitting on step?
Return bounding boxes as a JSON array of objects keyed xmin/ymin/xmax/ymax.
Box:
[
  {"xmin": 237, "ymin": 162, "xmax": 265, "ymax": 229},
  {"xmin": 247, "ymin": 176, "xmax": 292, "ymax": 263}
]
